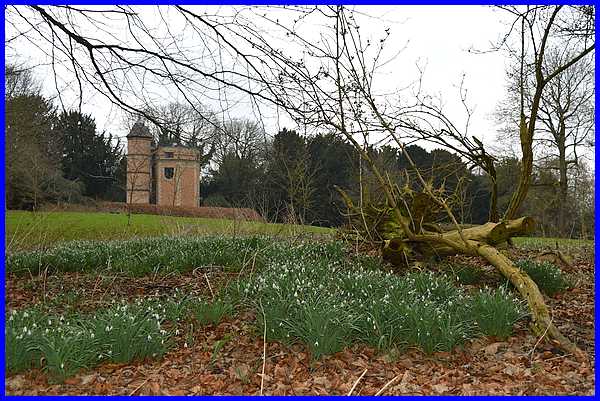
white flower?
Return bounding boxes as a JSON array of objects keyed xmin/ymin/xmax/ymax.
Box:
[{"xmin": 147, "ymin": 334, "xmax": 152, "ymax": 341}]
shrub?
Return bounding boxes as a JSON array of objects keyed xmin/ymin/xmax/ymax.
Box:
[
  {"xmin": 515, "ymin": 260, "xmax": 570, "ymax": 296},
  {"xmin": 470, "ymin": 286, "xmax": 526, "ymax": 339}
]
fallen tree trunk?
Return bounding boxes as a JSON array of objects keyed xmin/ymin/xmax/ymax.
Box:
[
  {"xmin": 475, "ymin": 243, "xmax": 586, "ymax": 361},
  {"xmin": 338, "ymin": 187, "xmax": 586, "ymax": 360},
  {"xmin": 382, "ymin": 217, "xmax": 535, "ymax": 263}
]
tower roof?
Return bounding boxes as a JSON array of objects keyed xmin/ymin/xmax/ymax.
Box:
[{"xmin": 127, "ymin": 120, "xmax": 152, "ymax": 139}]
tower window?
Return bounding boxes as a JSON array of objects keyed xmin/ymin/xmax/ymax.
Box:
[
  {"xmin": 165, "ymin": 152, "xmax": 174, "ymax": 158},
  {"xmin": 164, "ymin": 167, "xmax": 174, "ymax": 179}
]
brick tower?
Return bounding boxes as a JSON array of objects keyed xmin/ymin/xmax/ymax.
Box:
[{"xmin": 126, "ymin": 121, "xmax": 153, "ymax": 204}]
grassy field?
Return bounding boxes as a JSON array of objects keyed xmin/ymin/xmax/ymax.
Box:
[
  {"xmin": 5, "ymin": 211, "xmax": 333, "ymax": 252},
  {"xmin": 512, "ymin": 236, "xmax": 594, "ymax": 250},
  {"xmin": 5, "ymin": 210, "xmax": 592, "ymax": 252}
]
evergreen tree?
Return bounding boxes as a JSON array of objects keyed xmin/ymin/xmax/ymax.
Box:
[{"xmin": 57, "ymin": 111, "xmax": 122, "ymax": 199}]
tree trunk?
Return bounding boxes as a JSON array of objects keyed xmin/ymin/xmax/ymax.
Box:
[
  {"xmin": 476, "ymin": 244, "xmax": 586, "ymax": 361},
  {"xmin": 504, "ymin": 115, "xmax": 534, "ymax": 220},
  {"xmin": 489, "ymin": 176, "xmax": 499, "ymax": 223},
  {"xmin": 382, "ymin": 217, "xmax": 534, "ymax": 262},
  {"xmin": 375, "ymin": 217, "xmax": 586, "ymax": 361},
  {"xmin": 557, "ymin": 133, "xmax": 569, "ymax": 237}
]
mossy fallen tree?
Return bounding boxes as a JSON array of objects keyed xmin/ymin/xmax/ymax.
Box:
[{"xmin": 336, "ymin": 186, "xmax": 586, "ymax": 361}]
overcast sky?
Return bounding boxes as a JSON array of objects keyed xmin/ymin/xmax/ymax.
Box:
[{"xmin": 4, "ymin": 6, "xmax": 534, "ymax": 156}]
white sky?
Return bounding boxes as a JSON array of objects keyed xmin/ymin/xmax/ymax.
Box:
[{"xmin": 7, "ymin": 5, "xmax": 588, "ymax": 165}]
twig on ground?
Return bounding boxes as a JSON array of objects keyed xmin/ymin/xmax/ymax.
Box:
[
  {"xmin": 204, "ymin": 273, "xmax": 215, "ymax": 300},
  {"xmin": 529, "ymin": 313, "xmax": 553, "ymax": 365},
  {"xmin": 544, "ymin": 353, "xmax": 574, "ymax": 362},
  {"xmin": 260, "ymin": 301, "xmax": 267, "ymax": 395},
  {"xmin": 129, "ymin": 378, "xmax": 150, "ymax": 396},
  {"xmin": 375, "ymin": 375, "xmax": 400, "ymax": 396},
  {"xmin": 348, "ymin": 368, "xmax": 368, "ymax": 395}
]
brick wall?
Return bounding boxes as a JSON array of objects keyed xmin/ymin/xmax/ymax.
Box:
[
  {"xmin": 155, "ymin": 146, "xmax": 200, "ymax": 207},
  {"xmin": 126, "ymin": 137, "xmax": 152, "ymax": 204}
]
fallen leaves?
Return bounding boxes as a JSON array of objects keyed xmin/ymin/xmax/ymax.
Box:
[{"xmin": 4, "ymin": 249, "xmax": 595, "ymax": 396}]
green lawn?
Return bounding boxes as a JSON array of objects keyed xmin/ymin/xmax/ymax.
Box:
[
  {"xmin": 512, "ymin": 236, "xmax": 594, "ymax": 250},
  {"xmin": 5, "ymin": 211, "xmax": 333, "ymax": 252},
  {"xmin": 5, "ymin": 210, "xmax": 592, "ymax": 253}
]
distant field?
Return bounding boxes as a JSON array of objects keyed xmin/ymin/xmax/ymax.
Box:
[
  {"xmin": 5, "ymin": 210, "xmax": 593, "ymax": 253},
  {"xmin": 5, "ymin": 211, "xmax": 333, "ymax": 252},
  {"xmin": 512, "ymin": 236, "xmax": 594, "ymax": 250}
]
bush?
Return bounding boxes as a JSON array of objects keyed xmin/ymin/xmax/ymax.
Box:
[
  {"xmin": 470, "ymin": 287, "xmax": 526, "ymax": 339},
  {"xmin": 515, "ymin": 260, "xmax": 570, "ymax": 296}
]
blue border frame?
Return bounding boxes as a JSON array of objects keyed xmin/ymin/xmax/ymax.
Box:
[{"xmin": 1, "ymin": 2, "xmax": 597, "ymax": 399}]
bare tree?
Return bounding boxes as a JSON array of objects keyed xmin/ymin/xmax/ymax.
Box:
[
  {"xmin": 494, "ymin": 6, "xmax": 594, "ymax": 220},
  {"xmin": 273, "ymin": 146, "xmax": 319, "ymax": 225},
  {"xmin": 5, "ymin": 64, "xmax": 41, "ymax": 99},
  {"xmin": 535, "ymin": 51, "xmax": 594, "ymax": 236},
  {"xmin": 213, "ymin": 118, "xmax": 268, "ymax": 166}
]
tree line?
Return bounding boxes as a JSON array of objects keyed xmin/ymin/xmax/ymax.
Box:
[
  {"xmin": 5, "ymin": 65, "xmax": 124, "ymax": 210},
  {"xmin": 5, "ymin": 64, "xmax": 593, "ymax": 239}
]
